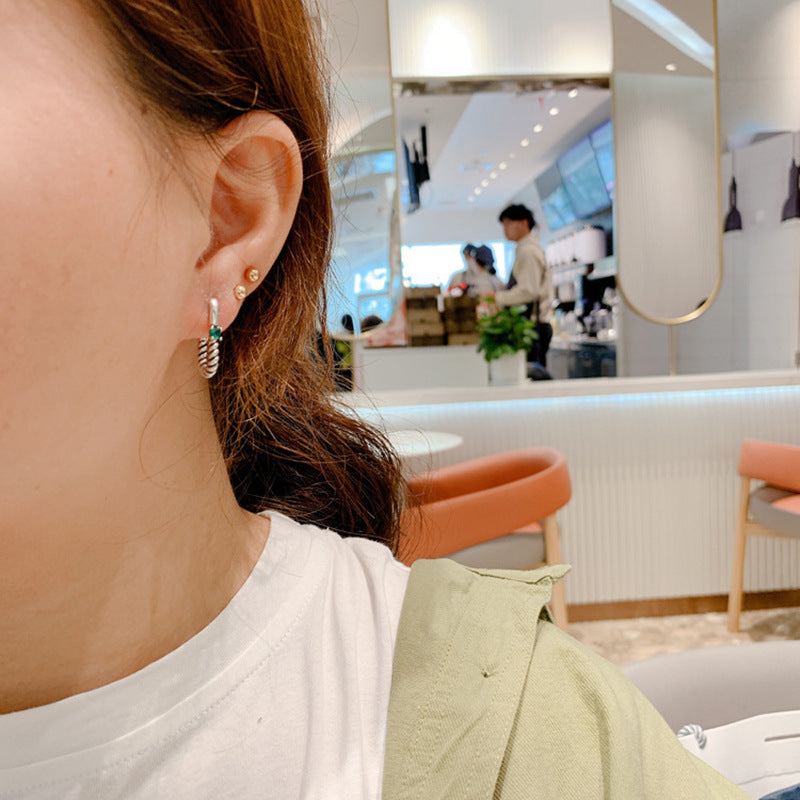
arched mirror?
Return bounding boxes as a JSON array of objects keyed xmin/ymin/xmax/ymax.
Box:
[
  {"xmin": 611, "ymin": 0, "xmax": 721, "ymax": 332},
  {"xmin": 320, "ymin": 0, "xmax": 404, "ymax": 342},
  {"xmin": 327, "ymin": 117, "xmax": 402, "ymax": 338}
]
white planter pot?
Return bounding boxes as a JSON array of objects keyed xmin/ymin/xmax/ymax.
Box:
[{"xmin": 488, "ymin": 350, "xmax": 526, "ymax": 386}]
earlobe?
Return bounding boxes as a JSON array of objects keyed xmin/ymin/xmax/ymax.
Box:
[{"xmin": 186, "ymin": 112, "xmax": 303, "ymax": 339}]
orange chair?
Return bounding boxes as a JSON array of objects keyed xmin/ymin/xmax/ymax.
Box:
[
  {"xmin": 728, "ymin": 439, "xmax": 800, "ymax": 632},
  {"xmin": 399, "ymin": 448, "xmax": 572, "ymax": 627}
]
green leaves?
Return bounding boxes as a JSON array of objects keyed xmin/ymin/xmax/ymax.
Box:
[{"xmin": 476, "ymin": 305, "xmax": 538, "ymax": 363}]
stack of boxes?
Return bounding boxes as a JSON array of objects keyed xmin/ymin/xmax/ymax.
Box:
[
  {"xmin": 403, "ymin": 287, "xmax": 480, "ymax": 346},
  {"xmin": 404, "ymin": 286, "xmax": 445, "ymax": 346},
  {"xmin": 442, "ymin": 295, "xmax": 479, "ymax": 345}
]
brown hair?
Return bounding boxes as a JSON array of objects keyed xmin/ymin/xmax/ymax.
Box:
[{"xmin": 83, "ymin": 0, "xmax": 405, "ymax": 549}]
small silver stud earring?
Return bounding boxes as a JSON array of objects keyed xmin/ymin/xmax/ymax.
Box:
[
  {"xmin": 234, "ymin": 285, "xmax": 247, "ymax": 301},
  {"xmin": 198, "ymin": 298, "xmax": 222, "ymax": 379},
  {"xmin": 246, "ymin": 268, "xmax": 260, "ymax": 283}
]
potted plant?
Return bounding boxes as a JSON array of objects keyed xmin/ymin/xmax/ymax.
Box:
[{"xmin": 476, "ymin": 303, "xmax": 537, "ymax": 386}]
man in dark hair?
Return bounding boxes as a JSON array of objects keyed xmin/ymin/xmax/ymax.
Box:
[{"xmin": 496, "ymin": 203, "xmax": 554, "ymax": 368}]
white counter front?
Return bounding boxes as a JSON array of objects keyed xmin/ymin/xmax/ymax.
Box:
[{"xmin": 345, "ymin": 370, "xmax": 800, "ymax": 609}]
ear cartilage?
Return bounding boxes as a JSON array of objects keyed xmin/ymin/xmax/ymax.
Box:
[
  {"xmin": 198, "ymin": 298, "xmax": 221, "ymax": 379},
  {"xmin": 234, "ymin": 285, "xmax": 247, "ymax": 301},
  {"xmin": 246, "ymin": 268, "xmax": 260, "ymax": 283}
]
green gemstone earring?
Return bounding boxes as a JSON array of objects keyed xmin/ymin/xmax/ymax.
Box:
[{"xmin": 198, "ymin": 297, "xmax": 222, "ymax": 379}]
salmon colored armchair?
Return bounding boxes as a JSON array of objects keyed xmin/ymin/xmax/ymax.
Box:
[
  {"xmin": 399, "ymin": 448, "xmax": 572, "ymax": 627},
  {"xmin": 728, "ymin": 439, "xmax": 800, "ymax": 632}
]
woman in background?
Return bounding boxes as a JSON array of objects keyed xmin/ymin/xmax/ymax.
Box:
[
  {"xmin": 0, "ymin": 1, "xmax": 745, "ymax": 797},
  {"xmin": 448, "ymin": 243, "xmax": 503, "ymax": 296}
]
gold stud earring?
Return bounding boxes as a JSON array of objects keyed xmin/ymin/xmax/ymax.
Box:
[
  {"xmin": 234, "ymin": 285, "xmax": 247, "ymax": 301},
  {"xmin": 246, "ymin": 268, "xmax": 260, "ymax": 283}
]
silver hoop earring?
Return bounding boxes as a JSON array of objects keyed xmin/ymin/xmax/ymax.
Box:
[{"xmin": 198, "ymin": 298, "xmax": 222, "ymax": 379}]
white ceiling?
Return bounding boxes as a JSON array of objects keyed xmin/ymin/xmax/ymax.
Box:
[{"xmin": 396, "ymin": 85, "xmax": 611, "ymax": 212}]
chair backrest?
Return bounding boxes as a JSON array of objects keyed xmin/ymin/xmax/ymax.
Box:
[
  {"xmin": 622, "ymin": 641, "xmax": 800, "ymax": 731},
  {"xmin": 399, "ymin": 448, "xmax": 571, "ymax": 565},
  {"xmin": 738, "ymin": 439, "xmax": 800, "ymax": 493}
]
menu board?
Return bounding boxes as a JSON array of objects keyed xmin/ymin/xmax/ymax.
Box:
[
  {"xmin": 541, "ymin": 184, "xmax": 578, "ymax": 230},
  {"xmin": 557, "ymin": 137, "xmax": 611, "ymax": 218}
]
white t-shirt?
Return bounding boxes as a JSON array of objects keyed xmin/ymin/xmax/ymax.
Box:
[{"xmin": 0, "ymin": 512, "xmax": 410, "ymax": 799}]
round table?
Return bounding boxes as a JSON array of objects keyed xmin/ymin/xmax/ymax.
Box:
[{"xmin": 385, "ymin": 429, "xmax": 463, "ymax": 471}]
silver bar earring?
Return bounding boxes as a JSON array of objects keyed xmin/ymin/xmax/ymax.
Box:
[{"xmin": 198, "ymin": 298, "xmax": 222, "ymax": 379}]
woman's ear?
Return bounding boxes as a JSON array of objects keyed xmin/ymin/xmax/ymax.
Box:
[{"xmin": 185, "ymin": 111, "xmax": 303, "ymax": 338}]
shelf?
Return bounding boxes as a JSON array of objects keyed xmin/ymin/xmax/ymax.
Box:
[
  {"xmin": 587, "ymin": 254, "xmax": 617, "ymax": 280},
  {"xmin": 550, "ymin": 254, "xmax": 617, "ymax": 286},
  {"xmin": 551, "ymin": 263, "xmax": 588, "ymax": 287}
]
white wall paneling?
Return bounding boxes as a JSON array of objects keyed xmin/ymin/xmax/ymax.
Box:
[{"xmin": 354, "ymin": 376, "xmax": 800, "ymax": 605}]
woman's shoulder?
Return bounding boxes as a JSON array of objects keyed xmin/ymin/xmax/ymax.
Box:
[{"xmin": 267, "ymin": 510, "xmax": 410, "ymax": 622}]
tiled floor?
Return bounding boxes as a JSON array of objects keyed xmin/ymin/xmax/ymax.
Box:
[{"xmin": 568, "ymin": 606, "xmax": 800, "ymax": 666}]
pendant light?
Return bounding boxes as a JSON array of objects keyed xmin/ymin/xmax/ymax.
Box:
[
  {"xmin": 723, "ymin": 149, "xmax": 743, "ymax": 232},
  {"xmin": 781, "ymin": 132, "xmax": 800, "ymax": 222}
]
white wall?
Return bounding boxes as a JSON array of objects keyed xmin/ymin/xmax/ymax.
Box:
[
  {"xmin": 401, "ymin": 206, "xmax": 504, "ymax": 246},
  {"xmin": 718, "ymin": 0, "xmax": 800, "ymax": 144},
  {"xmin": 670, "ymin": 135, "xmax": 800, "ymax": 375},
  {"xmin": 387, "ymin": 0, "xmax": 611, "ymax": 79}
]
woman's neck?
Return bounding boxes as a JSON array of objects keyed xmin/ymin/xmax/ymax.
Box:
[{"xmin": 0, "ymin": 364, "xmax": 269, "ymax": 713}]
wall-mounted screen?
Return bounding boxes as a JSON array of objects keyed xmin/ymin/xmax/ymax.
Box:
[
  {"xmin": 401, "ymin": 140, "xmax": 420, "ymax": 213},
  {"xmin": 541, "ymin": 185, "xmax": 578, "ymax": 230},
  {"xmin": 557, "ymin": 137, "xmax": 611, "ymax": 218},
  {"xmin": 590, "ymin": 120, "xmax": 615, "ymax": 197},
  {"xmin": 535, "ymin": 163, "xmax": 577, "ymax": 232}
]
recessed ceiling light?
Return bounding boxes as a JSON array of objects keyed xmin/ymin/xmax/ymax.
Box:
[
  {"xmin": 475, "ymin": 187, "xmax": 482, "ymax": 195},
  {"xmin": 533, "ymin": 124, "xmax": 543, "ymax": 133},
  {"xmin": 490, "ymin": 171, "xmax": 498, "ymax": 179},
  {"xmin": 520, "ymin": 138, "xmax": 530, "ymax": 147},
  {"xmin": 499, "ymin": 162, "xmax": 507, "ymax": 170},
  {"xmin": 481, "ymin": 179, "xmax": 489, "ymax": 187},
  {"xmin": 665, "ymin": 62, "xmax": 677, "ymax": 71},
  {"xmin": 568, "ymin": 88, "xmax": 579, "ymax": 99},
  {"xmin": 468, "ymin": 196, "xmax": 475, "ymax": 202},
  {"xmin": 549, "ymin": 107, "xmax": 559, "ymax": 116}
]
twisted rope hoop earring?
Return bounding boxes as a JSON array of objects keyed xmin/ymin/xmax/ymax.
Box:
[{"xmin": 198, "ymin": 298, "xmax": 222, "ymax": 379}]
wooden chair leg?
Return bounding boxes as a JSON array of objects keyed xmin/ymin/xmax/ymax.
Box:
[
  {"xmin": 727, "ymin": 476, "xmax": 750, "ymax": 633},
  {"xmin": 543, "ymin": 514, "xmax": 568, "ymax": 628}
]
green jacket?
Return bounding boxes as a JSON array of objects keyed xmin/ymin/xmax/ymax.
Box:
[{"xmin": 383, "ymin": 560, "xmax": 747, "ymax": 799}]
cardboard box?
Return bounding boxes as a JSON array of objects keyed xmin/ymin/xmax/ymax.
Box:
[
  {"xmin": 410, "ymin": 335, "xmax": 446, "ymax": 347},
  {"xmin": 447, "ymin": 333, "xmax": 480, "ymax": 346}
]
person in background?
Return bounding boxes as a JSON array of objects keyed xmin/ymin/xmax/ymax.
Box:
[
  {"xmin": 448, "ymin": 243, "xmax": 503, "ymax": 297},
  {"xmin": 496, "ymin": 203, "xmax": 555, "ymax": 368},
  {"xmin": 447, "ymin": 242, "xmax": 479, "ymax": 290},
  {"xmin": 472, "ymin": 244, "xmax": 505, "ymax": 295},
  {"xmin": 331, "ymin": 314, "xmax": 355, "ymax": 391},
  {"xmin": 0, "ymin": 2, "xmax": 747, "ymax": 798},
  {"xmin": 360, "ymin": 314, "xmax": 384, "ymax": 333}
]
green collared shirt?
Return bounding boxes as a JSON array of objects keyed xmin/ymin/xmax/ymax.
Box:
[{"xmin": 383, "ymin": 560, "xmax": 746, "ymax": 799}]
